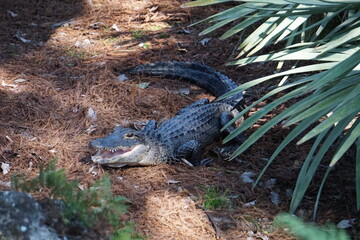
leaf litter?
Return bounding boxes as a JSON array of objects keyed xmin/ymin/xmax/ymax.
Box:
[{"xmin": 0, "ymin": 0, "xmax": 358, "ymax": 239}]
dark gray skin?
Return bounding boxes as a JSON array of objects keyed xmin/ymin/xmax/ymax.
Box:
[{"xmin": 89, "ymin": 61, "xmax": 243, "ymax": 167}]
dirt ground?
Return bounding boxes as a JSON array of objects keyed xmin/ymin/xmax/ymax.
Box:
[{"xmin": 0, "ymin": 0, "xmax": 358, "ymax": 239}]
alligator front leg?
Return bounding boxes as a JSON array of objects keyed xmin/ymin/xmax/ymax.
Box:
[{"xmin": 173, "ymin": 140, "xmax": 204, "ymax": 166}]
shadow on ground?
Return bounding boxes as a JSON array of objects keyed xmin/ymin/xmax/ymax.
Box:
[
  {"xmin": 0, "ymin": 1, "xmax": 358, "ymax": 239},
  {"xmin": 0, "ymin": 0, "xmax": 85, "ymax": 62}
]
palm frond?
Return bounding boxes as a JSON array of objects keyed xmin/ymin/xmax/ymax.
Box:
[{"xmin": 183, "ymin": 0, "xmax": 360, "ymax": 214}]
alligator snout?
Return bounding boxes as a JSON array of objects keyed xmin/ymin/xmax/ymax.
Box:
[{"xmin": 89, "ymin": 139, "xmax": 101, "ymax": 149}]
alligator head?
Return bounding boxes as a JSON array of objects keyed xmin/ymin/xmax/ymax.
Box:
[
  {"xmin": 89, "ymin": 126, "xmax": 151, "ymax": 167},
  {"xmin": 89, "ymin": 121, "xmax": 158, "ymax": 167}
]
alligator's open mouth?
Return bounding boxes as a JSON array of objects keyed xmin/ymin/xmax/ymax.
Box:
[
  {"xmin": 92, "ymin": 147, "xmax": 132, "ymax": 161},
  {"xmin": 96, "ymin": 148, "xmax": 131, "ymax": 159},
  {"xmin": 91, "ymin": 144, "xmax": 151, "ymax": 167}
]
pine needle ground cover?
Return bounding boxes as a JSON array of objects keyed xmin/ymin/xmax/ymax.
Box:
[{"xmin": 0, "ymin": 0, "xmax": 358, "ymax": 239}]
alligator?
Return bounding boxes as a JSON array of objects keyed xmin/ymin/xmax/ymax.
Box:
[{"xmin": 89, "ymin": 61, "xmax": 243, "ymax": 167}]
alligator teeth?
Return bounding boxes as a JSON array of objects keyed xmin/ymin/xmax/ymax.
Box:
[{"xmin": 97, "ymin": 148, "xmax": 124, "ymax": 152}]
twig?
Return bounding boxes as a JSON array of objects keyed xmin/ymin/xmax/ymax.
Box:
[
  {"xmin": 180, "ymin": 158, "xmax": 194, "ymax": 167},
  {"xmin": 196, "ymin": 204, "xmax": 221, "ymax": 239}
]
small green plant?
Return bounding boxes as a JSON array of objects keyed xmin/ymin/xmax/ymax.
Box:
[
  {"xmin": 11, "ymin": 160, "xmax": 142, "ymax": 239},
  {"xmin": 111, "ymin": 224, "xmax": 142, "ymax": 240},
  {"xmin": 203, "ymin": 186, "xmax": 231, "ymax": 210},
  {"xmin": 275, "ymin": 213, "xmax": 350, "ymax": 240},
  {"xmin": 132, "ymin": 30, "xmax": 143, "ymax": 40},
  {"xmin": 147, "ymin": 26, "xmax": 166, "ymax": 31}
]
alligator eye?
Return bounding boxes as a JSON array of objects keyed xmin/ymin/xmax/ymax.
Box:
[{"xmin": 124, "ymin": 132, "xmax": 136, "ymax": 138}]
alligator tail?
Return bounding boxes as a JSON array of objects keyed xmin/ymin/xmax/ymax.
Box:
[{"xmin": 124, "ymin": 61, "xmax": 241, "ymax": 99}]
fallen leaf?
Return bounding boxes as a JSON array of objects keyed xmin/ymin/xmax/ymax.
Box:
[
  {"xmin": 2, "ymin": 80, "xmax": 18, "ymax": 88},
  {"xmin": 264, "ymin": 178, "xmax": 277, "ymax": 189},
  {"xmin": 240, "ymin": 171, "xmax": 255, "ymax": 183},
  {"xmin": 14, "ymin": 78, "xmax": 28, "ymax": 83},
  {"xmin": 51, "ymin": 19, "xmax": 75, "ymax": 29},
  {"xmin": 117, "ymin": 74, "xmax": 128, "ymax": 82},
  {"xmin": 177, "ymin": 29, "xmax": 191, "ymax": 34},
  {"xmin": 137, "ymin": 82, "xmax": 150, "ymax": 89},
  {"xmin": 15, "ymin": 33, "xmax": 31, "ymax": 43},
  {"xmin": 87, "ymin": 107, "xmax": 97, "ymax": 122},
  {"xmin": 270, "ymin": 191, "xmax": 281, "ymax": 206},
  {"xmin": 167, "ymin": 180, "xmax": 181, "ymax": 184},
  {"xmin": 110, "ymin": 24, "xmax": 121, "ymax": 32},
  {"xmin": 199, "ymin": 38, "xmax": 211, "ymax": 46},
  {"xmin": 1, "ymin": 163, "xmax": 10, "ymax": 175},
  {"xmin": 149, "ymin": 6, "xmax": 159, "ymax": 12},
  {"xmin": 244, "ymin": 200, "xmax": 256, "ymax": 207},
  {"xmin": 7, "ymin": 10, "xmax": 18, "ymax": 17},
  {"xmin": 337, "ymin": 219, "xmax": 357, "ymax": 229}
]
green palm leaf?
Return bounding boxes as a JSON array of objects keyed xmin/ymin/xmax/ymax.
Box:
[{"xmin": 184, "ymin": 0, "xmax": 360, "ymax": 215}]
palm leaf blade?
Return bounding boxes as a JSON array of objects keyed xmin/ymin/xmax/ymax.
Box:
[
  {"xmin": 224, "ymin": 87, "xmax": 304, "ymax": 144},
  {"xmin": 330, "ymin": 117, "xmax": 360, "ymax": 167},
  {"xmin": 290, "ymin": 115, "xmax": 356, "ymax": 213},
  {"xmin": 290, "ymin": 130, "xmax": 328, "ymax": 214},
  {"xmin": 185, "ymin": 0, "xmax": 360, "ymax": 215},
  {"xmin": 254, "ymin": 107, "xmax": 331, "ymax": 187}
]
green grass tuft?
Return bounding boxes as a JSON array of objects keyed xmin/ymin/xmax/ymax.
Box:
[
  {"xmin": 132, "ymin": 30, "xmax": 143, "ymax": 40},
  {"xmin": 203, "ymin": 186, "xmax": 231, "ymax": 210}
]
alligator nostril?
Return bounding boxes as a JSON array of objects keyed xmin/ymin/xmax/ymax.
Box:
[{"xmin": 89, "ymin": 139, "xmax": 99, "ymax": 148}]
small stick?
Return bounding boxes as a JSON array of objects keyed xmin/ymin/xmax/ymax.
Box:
[
  {"xmin": 196, "ymin": 204, "xmax": 221, "ymax": 239},
  {"xmin": 180, "ymin": 158, "xmax": 194, "ymax": 167}
]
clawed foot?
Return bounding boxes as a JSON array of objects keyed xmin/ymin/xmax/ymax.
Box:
[
  {"xmin": 198, "ymin": 157, "xmax": 213, "ymax": 166},
  {"xmin": 180, "ymin": 158, "xmax": 213, "ymax": 166}
]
